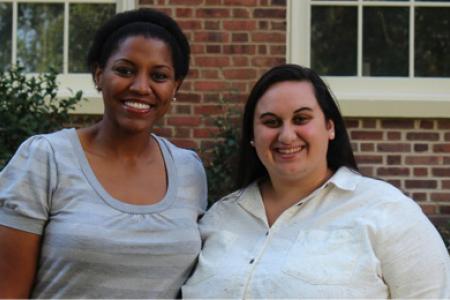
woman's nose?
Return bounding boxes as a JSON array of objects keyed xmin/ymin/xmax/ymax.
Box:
[
  {"xmin": 278, "ymin": 124, "xmax": 297, "ymax": 143},
  {"xmin": 130, "ymin": 73, "xmax": 150, "ymax": 94}
]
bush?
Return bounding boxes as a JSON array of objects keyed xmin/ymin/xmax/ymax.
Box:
[
  {"xmin": 0, "ymin": 65, "xmax": 84, "ymax": 169},
  {"xmin": 202, "ymin": 102, "xmax": 242, "ymax": 206}
]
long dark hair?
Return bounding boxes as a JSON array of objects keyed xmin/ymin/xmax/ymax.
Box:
[{"xmin": 236, "ymin": 64, "xmax": 358, "ymax": 188}]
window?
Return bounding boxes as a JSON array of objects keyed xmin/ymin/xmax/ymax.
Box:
[
  {"xmin": 0, "ymin": 0, "xmax": 136, "ymax": 114},
  {"xmin": 287, "ymin": 0, "xmax": 450, "ymax": 118}
]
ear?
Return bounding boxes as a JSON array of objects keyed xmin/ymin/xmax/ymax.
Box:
[
  {"xmin": 327, "ymin": 119, "xmax": 335, "ymax": 140},
  {"xmin": 94, "ymin": 66, "xmax": 104, "ymax": 91}
]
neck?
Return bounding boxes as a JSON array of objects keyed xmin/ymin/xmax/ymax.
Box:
[{"xmin": 81, "ymin": 120, "xmax": 154, "ymax": 160}]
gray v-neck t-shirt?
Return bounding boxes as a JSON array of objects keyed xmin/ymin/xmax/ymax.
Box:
[{"xmin": 0, "ymin": 128, "xmax": 207, "ymax": 298}]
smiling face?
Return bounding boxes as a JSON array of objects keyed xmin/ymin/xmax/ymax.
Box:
[
  {"xmin": 95, "ymin": 35, "xmax": 180, "ymax": 133},
  {"xmin": 252, "ymin": 80, "xmax": 335, "ymax": 185}
]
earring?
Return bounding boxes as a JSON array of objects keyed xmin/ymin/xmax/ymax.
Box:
[
  {"xmin": 250, "ymin": 140, "xmax": 255, "ymax": 146},
  {"xmin": 172, "ymin": 97, "xmax": 176, "ymax": 102},
  {"xmin": 330, "ymin": 131, "xmax": 335, "ymax": 139}
]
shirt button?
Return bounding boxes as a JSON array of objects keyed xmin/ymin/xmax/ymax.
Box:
[{"xmin": 249, "ymin": 258, "xmax": 255, "ymax": 264}]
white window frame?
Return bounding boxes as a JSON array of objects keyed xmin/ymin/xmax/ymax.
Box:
[
  {"xmin": 2, "ymin": 0, "xmax": 136, "ymax": 114},
  {"xmin": 287, "ymin": 0, "xmax": 450, "ymax": 118}
]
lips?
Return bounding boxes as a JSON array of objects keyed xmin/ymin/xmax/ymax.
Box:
[
  {"xmin": 275, "ymin": 145, "xmax": 306, "ymax": 155},
  {"xmin": 122, "ymin": 99, "xmax": 155, "ymax": 113}
]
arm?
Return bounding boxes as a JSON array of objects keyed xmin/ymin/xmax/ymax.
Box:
[{"xmin": 0, "ymin": 225, "xmax": 41, "ymax": 298}]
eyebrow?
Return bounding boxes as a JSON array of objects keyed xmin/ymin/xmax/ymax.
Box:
[{"xmin": 259, "ymin": 107, "xmax": 313, "ymax": 118}]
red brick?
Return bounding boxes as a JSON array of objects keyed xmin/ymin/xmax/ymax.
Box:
[
  {"xmin": 437, "ymin": 120, "xmax": 450, "ymax": 129},
  {"xmin": 206, "ymin": 45, "xmax": 221, "ymax": 54},
  {"xmin": 439, "ymin": 205, "xmax": 450, "ymax": 214},
  {"xmin": 359, "ymin": 166, "xmax": 374, "ymax": 177},
  {"xmin": 433, "ymin": 144, "xmax": 450, "ymax": 153},
  {"xmin": 177, "ymin": 93, "xmax": 201, "ymax": 103},
  {"xmin": 167, "ymin": 116, "xmax": 202, "ymax": 126},
  {"xmin": 387, "ymin": 131, "xmax": 401, "ymax": 140},
  {"xmin": 253, "ymin": 8, "xmax": 285, "ymax": 18},
  {"xmin": 419, "ymin": 120, "xmax": 434, "ymax": 129},
  {"xmin": 387, "ymin": 155, "xmax": 402, "ymax": 165},
  {"xmin": 355, "ymin": 155, "xmax": 383, "ymax": 164},
  {"xmin": 405, "ymin": 180, "xmax": 437, "ymax": 189},
  {"xmin": 406, "ymin": 132, "xmax": 439, "ymax": 141},
  {"xmin": 205, "ymin": 0, "xmax": 221, "ymax": 4},
  {"xmin": 351, "ymin": 131, "xmax": 383, "ymax": 140},
  {"xmin": 223, "ymin": 68, "xmax": 257, "ymax": 80},
  {"xmin": 381, "ymin": 120, "xmax": 414, "ymax": 129},
  {"xmin": 444, "ymin": 180, "xmax": 450, "ymax": 189},
  {"xmin": 345, "ymin": 119, "xmax": 360, "ymax": 128},
  {"xmin": 270, "ymin": 45, "xmax": 286, "ymax": 55},
  {"xmin": 445, "ymin": 132, "xmax": 450, "ymax": 141},
  {"xmin": 178, "ymin": 20, "xmax": 202, "ymax": 30},
  {"xmin": 194, "ymin": 105, "xmax": 224, "ymax": 115},
  {"xmin": 377, "ymin": 167, "xmax": 410, "ymax": 176},
  {"xmin": 360, "ymin": 143, "xmax": 375, "ymax": 152},
  {"xmin": 204, "ymin": 21, "xmax": 220, "ymax": 30},
  {"xmin": 362, "ymin": 119, "xmax": 377, "ymax": 128},
  {"xmin": 386, "ymin": 180, "xmax": 402, "ymax": 189},
  {"xmin": 232, "ymin": 8, "xmax": 250, "ymax": 18},
  {"xmin": 420, "ymin": 203, "xmax": 437, "ymax": 214},
  {"xmin": 195, "ymin": 81, "xmax": 230, "ymax": 92},
  {"xmin": 175, "ymin": 127, "xmax": 191, "ymax": 138},
  {"xmin": 169, "ymin": 0, "xmax": 203, "ymax": 4},
  {"xmin": 223, "ymin": 45, "xmax": 256, "ymax": 55},
  {"xmin": 223, "ymin": 20, "xmax": 257, "ymax": 31},
  {"xmin": 232, "ymin": 33, "xmax": 249, "ymax": 42},
  {"xmin": 432, "ymin": 168, "xmax": 450, "ymax": 177},
  {"xmin": 224, "ymin": 0, "xmax": 257, "ymax": 5},
  {"xmin": 194, "ymin": 128, "xmax": 220, "ymax": 138},
  {"xmin": 196, "ymin": 8, "xmax": 230, "ymax": 18},
  {"xmin": 414, "ymin": 168, "xmax": 428, "ymax": 177},
  {"xmin": 194, "ymin": 32, "xmax": 229, "ymax": 43},
  {"xmin": 251, "ymin": 32, "xmax": 285, "ymax": 42},
  {"xmin": 271, "ymin": 20, "xmax": 286, "ymax": 30},
  {"xmin": 176, "ymin": 8, "xmax": 193, "ymax": 18},
  {"xmin": 200, "ymin": 69, "xmax": 220, "ymax": 78},
  {"xmin": 351, "ymin": 143, "xmax": 358, "ymax": 152},
  {"xmin": 271, "ymin": 0, "xmax": 286, "ymax": 5},
  {"xmin": 405, "ymin": 156, "xmax": 440, "ymax": 165},
  {"xmin": 251, "ymin": 57, "xmax": 285, "ymax": 67},
  {"xmin": 431, "ymin": 193, "xmax": 450, "ymax": 202},
  {"xmin": 173, "ymin": 105, "xmax": 189, "ymax": 115},
  {"xmin": 190, "ymin": 44, "xmax": 205, "ymax": 54},
  {"xmin": 194, "ymin": 56, "xmax": 230, "ymax": 67},
  {"xmin": 414, "ymin": 144, "xmax": 429, "ymax": 152},
  {"xmin": 377, "ymin": 143, "xmax": 411, "ymax": 152},
  {"xmin": 258, "ymin": 45, "xmax": 268, "ymax": 55},
  {"xmin": 445, "ymin": 157, "xmax": 450, "ymax": 164}
]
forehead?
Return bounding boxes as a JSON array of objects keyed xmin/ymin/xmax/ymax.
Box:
[
  {"xmin": 110, "ymin": 35, "xmax": 172, "ymax": 63},
  {"xmin": 255, "ymin": 80, "xmax": 319, "ymax": 113}
]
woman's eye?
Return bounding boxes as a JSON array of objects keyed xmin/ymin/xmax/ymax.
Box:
[
  {"xmin": 114, "ymin": 66, "xmax": 134, "ymax": 76},
  {"xmin": 293, "ymin": 115, "xmax": 308, "ymax": 125},
  {"xmin": 152, "ymin": 72, "xmax": 169, "ymax": 82},
  {"xmin": 262, "ymin": 119, "xmax": 281, "ymax": 128}
]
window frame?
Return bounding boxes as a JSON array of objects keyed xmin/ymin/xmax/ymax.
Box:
[
  {"xmin": 1, "ymin": 0, "xmax": 136, "ymax": 114},
  {"xmin": 287, "ymin": 0, "xmax": 450, "ymax": 118}
]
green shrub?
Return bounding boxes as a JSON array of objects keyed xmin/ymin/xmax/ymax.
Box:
[
  {"xmin": 0, "ymin": 65, "xmax": 84, "ymax": 169},
  {"xmin": 436, "ymin": 221, "xmax": 450, "ymax": 253},
  {"xmin": 202, "ymin": 102, "xmax": 242, "ymax": 206}
]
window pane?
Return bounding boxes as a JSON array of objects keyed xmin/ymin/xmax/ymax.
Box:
[
  {"xmin": 69, "ymin": 3, "xmax": 116, "ymax": 73},
  {"xmin": 363, "ymin": 7, "xmax": 409, "ymax": 76},
  {"xmin": 311, "ymin": 6, "xmax": 357, "ymax": 76},
  {"xmin": 17, "ymin": 3, "xmax": 63, "ymax": 73},
  {"xmin": 415, "ymin": 7, "xmax": 450, "ymax": 77},
  {"xmin": 0, "ymin": 3, "xmax": 12, "ymax": 70}
]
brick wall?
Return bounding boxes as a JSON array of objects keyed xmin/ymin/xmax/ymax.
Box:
[{"xmin": 138, "ymin": 0, "xmax": 450, "ymax": 221}]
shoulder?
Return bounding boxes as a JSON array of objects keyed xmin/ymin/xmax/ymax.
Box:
[{"xmin": 154, "ymin": 134, "xmax": 203, "ymax": 167}]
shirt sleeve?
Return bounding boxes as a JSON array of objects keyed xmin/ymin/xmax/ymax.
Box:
[
  {"xmin": 373, "ymin": 197, "xmax": 450, "ymax": 298},
  {"xmin": 0, "ymin": 135, "xmax": 58, "ymax": 235}
]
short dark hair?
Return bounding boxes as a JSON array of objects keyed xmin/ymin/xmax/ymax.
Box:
[
  {"xmin": 237, "ymin": 64, "xmax": 358, "ymax": 188},
  {"xmin": 87, "ymin": 8, "xmax": 190, "ymax": 82}
]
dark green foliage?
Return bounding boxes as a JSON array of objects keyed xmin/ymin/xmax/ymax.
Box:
[
  {"xmin": 203, "ymin": 103, "xmax": 242, "ymax": 206},
  {"xmin": 0, "ymin": 65, "xmax": 84, "ymax": 169},
  {"xmin": 436, "ymin": 221, "xmax": 450, "ymax": 253}
]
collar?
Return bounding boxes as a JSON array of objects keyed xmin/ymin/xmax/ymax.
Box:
[{"xmin": 326, "ymin": 166, "xmax": 361, "ymax": 191}]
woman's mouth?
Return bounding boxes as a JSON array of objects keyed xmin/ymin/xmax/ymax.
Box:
[
  {"xmin": 276, "ymin": 145, "xmax": 306, "ymax": 154},
  {"xmin": 123, "ymin": 100, "xmax": 154, "ymax": 113}
]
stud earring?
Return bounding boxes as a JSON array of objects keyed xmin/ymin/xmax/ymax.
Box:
[
  {"xmin": 250, "ymin": 140, "xmax": 255, "ymax": 146},
  {"xmin": 172, "ymin": 97, "xmax": 176, "ymax": 102}
]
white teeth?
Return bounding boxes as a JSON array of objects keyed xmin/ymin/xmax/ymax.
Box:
[
  {"xmin": 278, "ymin": 146, "xmax": 304, "ymax": 154},
  {"xmin": 124, "ymin": 101, "xmax": 151, "ymax": 110}
]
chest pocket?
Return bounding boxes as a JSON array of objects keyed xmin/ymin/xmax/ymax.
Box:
[{"xmin": 282, "ymin": 228, "xmax": 360, "ymax": 285}]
